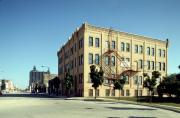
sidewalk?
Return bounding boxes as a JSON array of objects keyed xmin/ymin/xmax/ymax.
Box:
[{"xmin": 66, "ymin": 97, "xmax": 180, "ymax": 113}]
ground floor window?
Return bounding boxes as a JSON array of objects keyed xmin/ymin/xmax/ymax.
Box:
[
  {"xmin": 139, "ymin": 90, "xmax": 142, "ymax": 96},
  {"xmin": 121, "ymin": 90, "xmax": 124, "ymax": 96},
  {"xmin": 96, "ymin": 89, "xmax": 99, "ymax": 97},
  {"xmin": 134, "ymin": 90, "xmax": 138, "ymax": 96},
  {"xmin": 126, "ymin": 90, "xmax": 130, "ymax": 96},
  {"xmin": 111, "ymin": 89, "xmax": 115, "ymax": 96},
  {"xmin": 89, "ymin": 89, "xmax": 93, "ymax": 97},
  {"xmin": 105, "ymin": 89, "xmax": 110, "ymax": 96}
]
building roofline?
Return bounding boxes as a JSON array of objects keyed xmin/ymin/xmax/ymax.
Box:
[{"xmin": 84, "ymin": 22, "xmax": 167, "ymax": 44}]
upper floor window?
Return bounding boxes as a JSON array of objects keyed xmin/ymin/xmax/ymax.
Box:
[
  {"xmin": 159, "ymin": 62, "xmax": 162, "ymax": 71},
  {"xmin": 151, "ymin": 61, "xmax": 155, "ymax": 70},
  {"xmin": 147, "ymin": 47, "xmax": 150, "ymax": 55},
  {"xmin": 163, "ymin": 62, "xmax": 166, "ymax": 71},
  {"xmin": 135, "ymin": 45, "xmax": 138, "ymax": 53},
  {"xmin": 162, "ymin": 50, "xmax": 165, "ymax": 57},
  {"xmin": 79, "ymin": 38, "xmax": 83, "ymax": 49},
  {"xmin": 139, "ymin": 45, "xmax": 143, "ymax": 54},
  {"xmin": 112, "ymin": 41, "xmax": 115, "ymax": 49},
  {"xmin": 89, "ymin": 37, "xmax": 93, "ymax": 46},
  {"xmin": 89, "ymin": 53, "xmax": 93, "ymax": 64},
  {"xmin": 74, "ymin": 43, "xmax": 76, "ymax": 52},
  {"xmin": 121, "ymin": 42, "xmax": 125, "ymax": 51},
  {"xmin": 139, "ymin": 59, "xmax": 143, "ymax": 69},
  {"xmin": 139, "ymin": 76, "xmax": 143, "ymax": 85},
  {"xmin": 126, "ymin": 43, "xmax": 130, "ymax": 52},
  {"xmin": 95, "ymin": 54, "xmax": 99, "ymax": 65},
  {"xmin": 147, "ymin": 60, "xmax": 150, "ymax": 70},
  {"xmin": 152, "ymin": 48, "xmax": 155, "ymax": 56},
  {"xmin": 95, "ymin": 38, "xmax": 99, "ymax": 47},
  {"xmin": 105, "ymin": 56, "xmax": 109, "ymax": 65},
  {"xmin": 111, "ymin": 56, "xmax": 115, "ymax": 66},
  {"xmin": 158, "ymin": 49, "xmax": 162, "ymax": 57},
  {"xmin": 105, "ymin": 41, "xmax": 110, "ymax": 49}
]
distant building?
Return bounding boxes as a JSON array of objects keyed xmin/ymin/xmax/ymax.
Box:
[
  {"xmin": 0, "ymin": 79, "xmax": 14, "ymax": 93},
  {"xmin": 29, "ymin": 66, "xmax": 57, "ymax": 93}
]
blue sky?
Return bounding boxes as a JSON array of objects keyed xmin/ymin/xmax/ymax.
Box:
[{"xmin": 0, "ymin": 0, "xmax": 180, "ymax": 89}]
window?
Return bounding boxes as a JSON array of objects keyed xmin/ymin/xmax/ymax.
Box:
[
  {"xmin": 74, "ymin": 58, "xmax": 76, "ymax": 67},
  {"xmin": 126, "ymin": 58, "xmax": 130, "ymax": 62},
  {"xmin": 126, "ymin": 43, "xmax": 130, "ymax": 52},
  {"xmin": 111, "ymin": 56, "xmax": 115, "ymax": 66},
  {"xmin": 139, "ymin": 76, "xmax": 143, "ymax": 85},
  {"xmin": 105, "ymin": 56, "xmax": 109, "ymax": 65},
  {"xmin": 152, "ymin": 48, "xmax": 155, "ymax": 56},
  {"xmin": 121, "ymin": 90, "xmax": 124, "ymax": 96},
  {"xmin": 125, "ymin": 76, "xmax": 129, "ymax": 84},
  {"xmin": 139, "ymin": 45, "xmax": 143, "ymax": 54},
  {"xmin": 95, "ymin": 54, "xmax": 99, "ymax": 65},
  {"xmin": 111, "ymin": 89, "xmax": 115, "ymax": 96},
  {"xmin": 89, "ymin": 89, "xmax": 93, "ymax": 97},
  {"xmin": 79, "ymin": 73, "xmax": 83, "ymax": 84},
  {"xmin": 159, "ymin": 62, "xmax": 161, "ymax": 71},
  {"xmin": 135, "ymin": 90, "xmax": 138, "ymax": 96},
  {"xmin": 106, "ymin": 41, "xmax": 110, "ymax": 49},
  {"xmin": 74, "ymin": 43, "xmax": 76, "ymax": 52},
  {"xmin": 79, "ymin": 38, "xmax": 83, "ymax": 49},
  {"xmin": 139, "ymin": 59, "xmax": 143, "ymax": 69},
  {"xmin": 158, "ymin": 49, "xmax": 161, "ymax": 57},
  {"xmin": 80, "ymin": 54, "xmax": 83, "ymax": 65},
  {"xmin": 96, "ymin": 89, "xmax": 99, "ymax": 97},
  {"xmin": 121, "ymin": 57, "xmax": 124, "ymax": 61},
  {"xmin": 121, "ymin": 42, "xmax": 125, "ymax": 51},
  {"xmin": 162, "ymin": 50, "xmax": 165, "ymax": 57},
  {"xmin": 105, "ymin": 89, "xmax": 110, "ymax": 96},
  {"xmin": 89, "ymin": 37, "xmax": 93, "ymax": 46},
  {"xmin": 134, "ymin": 76, "xmax": 138, "ymax": 85},
  {"xmin": 151, "ymin": 61, "xmax": 155, "ymax": 70},
  {"xmin": 126, "ymin": 90, "xmax": 130, "ymax": 96},
  {"xmin": 89, "ymin": 53, "xmax": 93, "ymax": 64},
  {"xmin": 147, "ymin": 61, "xmax": 150, "ymax": 70},
  {"xmin": 135, "ymin": 45, "xmax": 138, "ymax": 53},
  {"xmin": 147, "ymin": 47, "xmax": 150, "ymax": 55},
  {"xmin": 95, "ymin": 38, "xmax": 99, "ymax": 47},
  {"xmin": 112, "ymin": 41, "xmax": 115, "ymax": 49},
  {"xmin": 163, "ymin": 62, "xmax": 166, "ymax": 71},
  {"xmin": 139, "ymin": 90, "xmax": 142, "ymax": 96}
]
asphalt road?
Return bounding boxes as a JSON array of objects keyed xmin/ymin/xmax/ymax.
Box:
[{"xmin": 0, "ymin": 96, "xmax": 179, "ymax": 118}]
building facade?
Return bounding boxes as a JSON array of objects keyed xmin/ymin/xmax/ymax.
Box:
[
  {"xmin": 57, "ymin": 23, "xmax": 168, "ymax": 97},
  {"xmin": 0, "ymin": 79, "xmax": 14, "ymax": 93}
]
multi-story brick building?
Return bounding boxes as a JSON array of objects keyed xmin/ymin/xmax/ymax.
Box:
[{"xmin": 57, "ymin": 23, "xmax": 168, "ymax": 97}]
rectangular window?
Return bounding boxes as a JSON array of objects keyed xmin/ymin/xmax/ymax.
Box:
[
  {"xmin": 106, "ymin": 41, "xmax": 110, "ymax": 49},
  {"xmin": 121, "ymin": 57, "xmax": 124, "ymax": 61},
  {"xmin": 111, "ymin": 56, "xmax": 115, "ymax": 66},
  {"xmin": 151, "ymin": 61, "xmax": 155, "ymax": 70},
  {"xmin": 139, "ymin": 90, "xmax": 142, "ymax": 96},
  {"xmin": 79, "ymin": 38, "xmax": 83, "ymax": 49},
  {"xmin": 126, "ymin": 90, "xmax": 130, "ymax": 96},
  {"xmin": 105, "ymin": 56, "xmax": 109, "ymax": 65},
  {"xmin": 134, "ymin": 76, "xmax": 138, "ymax": 85},
  {"xmin": 80, "ymin": 54, "xmax": 83, "ymax": 65},
  {"xmin": 126, "ymin": 58, "xmax": 130, "ymax": 62},
  {"xmin": 163, "ymin": 62, "xmax": 165, "ymax": 71},
  {"xmin": 96, "ymin": 89, "xmax": 99, "ymax": 97},
  {"xmin": 112, "ymin": 41, "xmax": 115, "ymax": 49},
  {"xmin": 74, "ymin": 58, "xmax": 76, "ymax": 67},
  {"xmin": 135, "ymin": 90, "xmax": 138, "ymax": 96},
  {"xmin": 135, "ymin": 45, "xmax": 138, "ymax": 53},
  {"xmin": 126, "ymin": 43, "xmax": 130, "ymax": 52},
  {"xmin": 152, "ymin": 48, "xmax": 155, "ymax": 56},
  {"xmin": 121, "ymin": 90, "xmax": 124, "ymax": 96},
  {"xmin": 95, "ymin": 54, "xmax": 99, "ymax": 65},
  {"xmin": 147, "ymin": 60, "xmax": 150, "ymax": 70},
  {"xmin": 147, "ymin": 47, "xmax": 150, "ymax": 55},
  {"xmin": 162, "ymin": 50, "xmax": 165, "ymax": 57},
  {"xmin": 74, "ymin": 43, "xmax": 76, "ymax": 52},
  {"xmin": 159, "ymin": 62, "xmax": 161, "ymax": 71},
  {"xmin": 89, "ymin": 37, "xmax": 93, "ymax": 46},
  {"xmin": 139, "ymin": 59, "xmax": 143, "ymax": 69},
  {"xmin": 111, "ymin": 89, "xmax": 115, "ymax": 96},
  {"xmin": 121, "ymin": 42, "xmax": 125, "ymax": 51},
  {"xmin": 139, "ymin": 45, "xmax": 143, "ymax": 54},
  {"xmin": 89, "ymin": 53, "xmax": 93, "ymax": 64},
  {"xmin": 139, "ymin": 76, "xmax": 143, "ymax": 85},
  {"xmin": 158, "ymin": 49, "xmax": 161, "ymax": 57},
  {"xmin": 125, "ymin": 76, "xmax": 129, "ymax": 84},
  {"xmin": 105, "ymin": 89, "xmax": 110, "ymax": 96},
  {"xmin": 95, "ymin": 38, "xmax": 99, "ymax": 47},
  {"xmin": 89, "ymin": 89, "xmax": 93, "ymax": 97}
]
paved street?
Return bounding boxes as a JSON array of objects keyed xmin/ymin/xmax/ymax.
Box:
[{"xmin": 0, "ymin": 96, "xmax": 179, "ymax": 118}]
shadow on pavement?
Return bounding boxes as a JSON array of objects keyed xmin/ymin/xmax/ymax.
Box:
[{"xmin": 106, "ymin": 107, "xmax": 157, "ymax": 111}]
